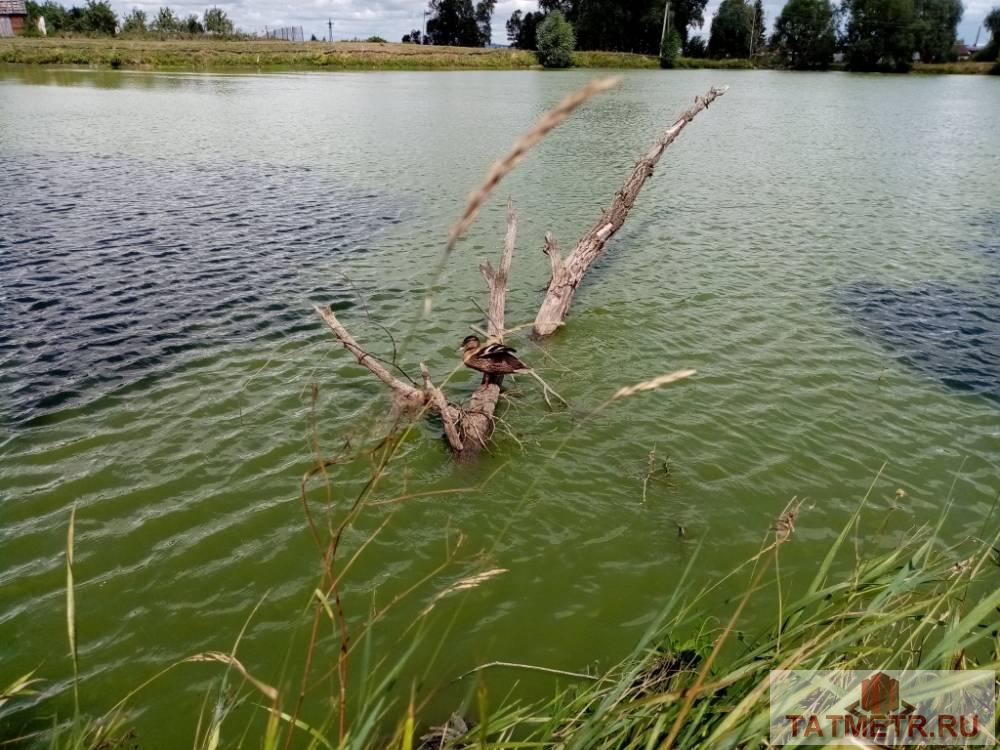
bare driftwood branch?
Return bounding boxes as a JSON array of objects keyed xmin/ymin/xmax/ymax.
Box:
[
  {"xmin": 532, "ymin": 85, "xmax": 729, "ymax": 337},
  {"xmin": 421, "ymin": 364, "xmax": 464, "ymax": 452},
  {"xmin": 453, "ymin": 201, "xmax": 518, "ymax": 457},
  {"xmin": 314, "ymin": 305, "xmax": 426, "ymax": 414},
  {"xmin": 316, "ymin": 82, "xmax": 724, "ymax": 459},
  {"xmin": 314, "ymin": 203, "xmax": 518, "ymax": 460}
]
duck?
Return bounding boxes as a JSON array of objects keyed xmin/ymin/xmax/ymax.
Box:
[{"xmin": 459, "ymin": 335, "xmax": 529, "ymax": 377}]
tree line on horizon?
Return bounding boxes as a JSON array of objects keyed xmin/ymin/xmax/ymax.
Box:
[
  {"xmin": 505, "ymin": 0, "xmax": 1000, "ymax": 70},
  {"xmin": 22, "ymin": 0, "xmax": 239, "ymax": 37}
]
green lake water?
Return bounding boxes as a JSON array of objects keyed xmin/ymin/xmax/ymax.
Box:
[{"xmin": 1, "ymin": 66, "xmax": 999, "ymax": 746}]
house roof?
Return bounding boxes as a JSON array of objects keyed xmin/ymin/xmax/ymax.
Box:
[{"xmin": 0, "ymin": 0, "xmax": 27, "ymax": 15}]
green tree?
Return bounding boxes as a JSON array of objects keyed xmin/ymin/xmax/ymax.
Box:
[
  {"xmin": 121, "ymin": 7, "xmax": 147, "ymax": 32},
  {"xmin": 708, "ymin": 0, "xmax": 753, "ymax": 56},
  {"xmin": 536, "ymin": 9, "xmax": 575, "ymax": 66},
  {"xmin": 685, "ymin": 34, "xmax": 707, "ymax": 55},
  {"xmin": 843, "ymin": 0, "xmax": 915, "ymax": 70},
  {"xmin": 912, "ymin": 0, "xmax": 962, "ymax": 61},
  {"xmin": 203, "ymin": 6, "xmax": 233, "ymax": 34},
  {"xmin": 659, "ymin": 27, "xmax": 682, "ymax": 66},
  {"xmin": 81, "ymin": 0, "xmax": 117, "ymax": 34},
  {"xmin": 152, "ymin": 6, "xmax": 179, "ymax": 32},
  {"xmin": 475, "ymin": 0, "xmax": 495, "ymax": 44},
  {"xmin": 507, "ymin": 9, "xmax": 544, "ymax": 48},
  {"xmin": 751, "ymin": 0, "xmax": 767, "ymax": 53},
  {"xmin": 978, "ymin": 6, "xmax": 999, "ymax": 60},
  {"xmin": 425, "ymin": 0, "xmax": 481, "ymax": 46},
  {"xmin": 771, "ymin": 0, "xmax": 836, "ymax": 67},
  {"xmin": 672, "ymin": 0, "xmax": 710, "ymax": 46},
  {"xmin": 183, "ymin": 13, "xmax": 202, "ymax": 33}
]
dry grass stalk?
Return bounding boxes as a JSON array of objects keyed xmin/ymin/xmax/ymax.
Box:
[
  {"xmin": 446, "ymin": 76, "xmax": 621, "ymax": 253},
  {"xmin": 772, "ymin": 498, "xmax": 805, "ymax": 543},
  {"xmin": 612, "ymin": 369, "xmax": 696, "ymax": 400},
  {"xmin": 420, "ymin": 568, "xmax": 508, "ymax": 616},
  {"xmin": 185, "ymin": 651, "xmax": 279, "ymax": 702}
]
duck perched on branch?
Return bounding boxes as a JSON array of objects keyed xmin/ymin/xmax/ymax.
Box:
[
  {"xmin": 459, "ymin": 335, "xmax": 567, "ymax": 408},
  {"xmin": 459, "ymin": 335, "xmax": 529, "ymax": 376}
]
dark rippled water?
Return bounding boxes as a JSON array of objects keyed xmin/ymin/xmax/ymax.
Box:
[
  {"xmin": 842, "ymin": 277, "xmax": 1000, "ymax": 400},
  {"xmin": 0, "ymin": 154, "xmax": 395, "ymax": 424},
  {"xmin": 1, "ymin": 68, "xmax": 998, "ymax": 747}
]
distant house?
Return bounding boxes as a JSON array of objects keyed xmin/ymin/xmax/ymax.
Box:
[
  {"xmin": 952, "ymin": 41, "xmax": 972, "ymax": 60},
  {"xmin": 0, "ymin": 0, "xmax": 28, "ymax": 36}
]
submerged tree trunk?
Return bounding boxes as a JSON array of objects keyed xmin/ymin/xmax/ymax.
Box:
[
  {"xmin": 315, "ymin": 85, "xmax": 727, "ymax": 458},
  {"xmin": 315, "ymin": 200, "xmax": 517, "ymax": 460},
  {"xmin": 533, "ymin": 86, "xmax": 728, "ymax": 337}
]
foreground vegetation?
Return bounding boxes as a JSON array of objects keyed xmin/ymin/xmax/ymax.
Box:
[{"xmin": 3, "ymin": 485, "xmax": 998, "ymax": 749}]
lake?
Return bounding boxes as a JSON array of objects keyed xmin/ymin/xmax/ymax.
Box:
[{"xmin": 1, "ymin": 66, "xmax": 998, "ymax": 746}]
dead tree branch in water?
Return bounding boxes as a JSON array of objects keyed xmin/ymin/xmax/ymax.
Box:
[
  {"xmin": 315, "ymin": 83, "xmax": 726, "ymax": 458},
  {"xmin": 533, "ymin": 86, "xmax": 728, "ymax": 337},
  {"xmin": 314, "ymin": 201, "xmax": 517, "ymax": 460}
]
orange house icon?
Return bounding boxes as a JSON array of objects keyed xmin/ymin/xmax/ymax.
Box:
[{"xmin": 861, "ymin": 672, "xmax": 900, "ymax": 715}]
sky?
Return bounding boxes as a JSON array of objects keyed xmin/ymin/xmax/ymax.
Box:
[{"xmin": 111, "ymin": 0, "xmax": 996, "ymax": 50}]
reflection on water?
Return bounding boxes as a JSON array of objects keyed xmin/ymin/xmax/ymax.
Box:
[
  {"xmin": 0, "ymin": 154, "xmax": 395, "ymax": 424},
  {"xmin": 841, "ymin": 278, "xmax": 1000, "ymax": 400},
  {"xmin": 841, "ymin": 210, "xmax": 1000, "ymax": 400}
]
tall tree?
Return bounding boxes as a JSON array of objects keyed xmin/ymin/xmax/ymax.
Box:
[
  {"xmin": 121, "ymin": 6, "xmax": 146, "ymax": 32},
  {"xmin": 751, "ymin": 0, "xmax": 767, "ymax": 53},
  {"xmin": 771, "ymin": 0, "xmax": 836, "ymax": 67},
  {"xmin": 475, "ymin": 0, "xmax": 496, "ymax": 44},
  {"xmin": 536, "ymin": 9, "xmax": 575, "ymax": 65},
  {"xmin": 426, "ymin": 0, "xmax": 481, "ymax": 46},
  {"xmin": 81, "ymin": 0, "xmax": 117, "ymax": 34},
  {"xmin": 978, "ymin": 6, "xmax": 999, "ymax": 59},
  {"xmin": 912, "ymin": 0, "xmax": 962, "ymax": 61},
  {"xmin": 183, "ymin": 12, "xmax": 202, "ymax": 33},
  {"xmin": 203, "ymin": 6, "xmax": 233, "ymax": 34},
  {"xmin": 152, "ymin": 6, "xmax": 179, "ymax": 31},
  {"xmin": 708, "ymin": 0, "xmax": 753, "ymax": 56},
  {"xmin": 672, "ymin": 0, "xmax": 710, "ymax": 46},
  {"xmin": 843, "ymin": 0, "xmax": 915, "ymax": 70},
  {"xmin": 507, "ymin": 9, "xmax": 543, "ymax": 49}
]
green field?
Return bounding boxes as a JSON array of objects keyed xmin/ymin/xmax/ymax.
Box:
[
  {"xmin": 1, "ymin": 37, "xmax": 994, "ymax": 72},
  {"xmin": 0, "ymin": 37, "xmax": 664, "ymax": 69}
]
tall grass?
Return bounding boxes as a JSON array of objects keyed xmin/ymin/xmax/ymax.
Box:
[{"xmin": 5, "ymin": 470, "xmax": 998, "ymax": 749}]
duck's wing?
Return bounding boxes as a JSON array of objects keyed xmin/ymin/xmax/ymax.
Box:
[{"xmin": 479, "ymin": 343, "xmax": 518, "ymax": 359}]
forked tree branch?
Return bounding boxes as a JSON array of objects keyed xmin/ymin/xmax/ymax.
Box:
[{"xmin": 532, "ymin": 85, "xmax": 729, "ymax": 337}]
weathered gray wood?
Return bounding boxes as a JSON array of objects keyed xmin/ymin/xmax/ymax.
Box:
[
  {"xmin": 314, "ymin": 202, "xmax": 518, "ymax": 459},
  {"xmin": 314, "ymin": 305, "xmax": 427, "ymax": 414},
  {"xmin": 455, "ymin": 200, "xmax": 517, "ymax": 457},
  {"xmin": 532, "ymin": 86, "xmax": 728, "ymax": 338}
]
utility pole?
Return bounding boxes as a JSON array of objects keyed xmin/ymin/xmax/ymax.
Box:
[
  {"xmin": 327, "ymin": 18, "xmax": 333, "ymax": 41},
  {"xmin": 423, "ymin": 9, "xmax": 428, "ymax": 40},
  {"xmin": 660, "ymin": 0, "xmax": 671, "ymax": 51},
  {"xmin": 748, "ymin": 4, "xmax": 756, "ymax": 59}
]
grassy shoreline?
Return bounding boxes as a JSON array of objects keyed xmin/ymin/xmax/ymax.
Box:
[
  {"xmin": 1, "ymin": 37, "xmax": 994, "ymax": 73},
  {"xmin": 5, "ymin": 502, "xmax": 999, "ymax": 749}
]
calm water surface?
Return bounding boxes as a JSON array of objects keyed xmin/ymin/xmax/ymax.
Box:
[{"xmin": 1, "ymin": 66, "xmax": 999, "ymax": 745}]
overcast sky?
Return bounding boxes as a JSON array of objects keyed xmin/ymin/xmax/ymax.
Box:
[{"xmin": 113, "ymin": 0, "xmax": 995, "ymax": 49}]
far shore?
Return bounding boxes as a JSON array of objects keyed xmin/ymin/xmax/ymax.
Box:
[{"xmin": 0, "ymin": 37, "xmax": 995, "ymax": 74}]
